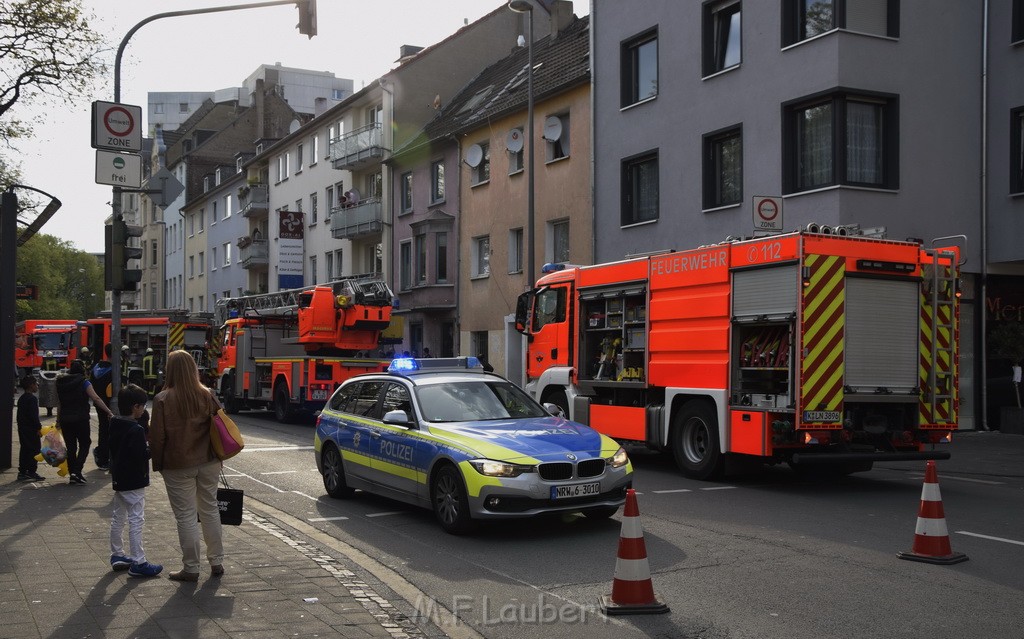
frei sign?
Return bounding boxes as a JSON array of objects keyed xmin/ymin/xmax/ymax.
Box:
[{"xmin": 92, "ymin": 100, "xmax": 143, "ymax": 188}]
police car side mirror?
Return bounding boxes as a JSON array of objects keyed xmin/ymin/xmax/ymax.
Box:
[
  {"xmin": 383, "ymin": 409, "xmax": 412, "ymax": 426},
  {"xmin": 543, "ymin": 402, "xmax": 564, "ymax": 418}
]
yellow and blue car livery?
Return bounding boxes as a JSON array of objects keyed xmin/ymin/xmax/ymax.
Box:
[{"xmin": 314, "ymin": 357, "xmax": 633, "ymax": 533}]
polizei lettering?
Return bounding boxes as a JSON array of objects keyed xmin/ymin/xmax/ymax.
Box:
[
  {"xmin": 651, "ymin": 249, "xmax": 728, "ymax": 276},
  {"xmin": 379, "ymin": 440, "xmax": 414, "ymax": 462}
]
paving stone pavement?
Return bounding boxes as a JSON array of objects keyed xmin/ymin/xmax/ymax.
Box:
[{"xmin": 2, "ymin": 406, "xmax": 436, "ymax": 639}]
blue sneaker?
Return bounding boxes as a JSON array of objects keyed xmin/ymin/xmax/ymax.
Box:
[
  {"xmin": 110, "ymin": 555, "xmax": 132, "ymax": 571},
  {"xmin": 128, "ymin": 561, "xmax": 163, "ymax": 578}
]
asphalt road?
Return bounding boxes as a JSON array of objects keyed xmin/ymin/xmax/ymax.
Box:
[{"xmin": 225, "ymin": 410, "xmax": 1024, "ymax": 639}]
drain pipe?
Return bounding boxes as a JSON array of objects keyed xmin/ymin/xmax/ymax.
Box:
[{"xmin": 980, "ymin": 0, "xmax": 990, "ymax": 430}]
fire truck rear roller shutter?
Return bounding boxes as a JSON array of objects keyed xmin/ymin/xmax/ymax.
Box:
[
  {"xmin": 732, "ymin": 265, "xmax": 799, "ymax": 319},
  {"xmin": 845, "ymin": 277, "xmax": 918, "ymax": 393}
]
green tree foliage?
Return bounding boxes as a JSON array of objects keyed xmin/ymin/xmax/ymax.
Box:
[
  {"xmin": 0, "ymin": 0, "xmax": 105, "ymax": 143},
  {"xmin": 16, "ymin": 232, "xmax": 103, "ymax": 321}
]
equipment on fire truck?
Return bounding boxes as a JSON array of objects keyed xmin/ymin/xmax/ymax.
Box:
[
  {"xmin": 515, "ymin": 228, "xmax": 966, "ymax": 479},
  {"xmin": 215, "ymin": 275, "xmax": 394, "ymax": 422}
]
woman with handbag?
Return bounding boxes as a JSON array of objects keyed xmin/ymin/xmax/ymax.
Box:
[{"xmin": 149, "ymin": 350, "xmax": 224, "ymax": 582}]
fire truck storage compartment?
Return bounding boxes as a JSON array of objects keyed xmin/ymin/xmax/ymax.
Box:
[
  {"xmin": 579, "ymin": 286, "xmax": 647, "ymax": 383},
  {"xmin": 844, "ymin": 277, "xmax": 919, "ymax": 395},
  {"xmin": 731, "ymin": 265, "xmax": 797, "ymax": 410}
]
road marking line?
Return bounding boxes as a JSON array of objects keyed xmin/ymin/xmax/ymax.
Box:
[
  {"xmin": 223, "ymin": 466, "xmax": 286, "ymax": 493},
  {"xmin": 955, "ymin": 531, "xmax": 1024, "ymax": 546},
  {"xmin": 261, "ymin": 470, "xmax": 298, "ymax": 475},
  {"xmin": 652, "ymin": 489, "xmax": 693, "ymax": 494},
  {"xmin": 908, "ymin": 474, "xmax": 1004, "ymax": 485},
  {"xmin": 309, "ymin": 516, "xmax": 349, "ymax": 522},
  {"xmin": 700, "ymin": 486, "xmax": 737, "ymax": 491},
  {"xmin": 366, "ymin": 511, "xmax": 405, "ymax": 518},
  {"xmin": 244, "ymin": 446, "xmax": 315, "ymax": 452},
  {"xmin": 291, "ymin": 491, "xmax": 319, "ymax": 501}
]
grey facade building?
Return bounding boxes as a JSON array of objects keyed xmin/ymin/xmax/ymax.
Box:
[{"xmin": 590, "ymin": 0, "xmax": 1024, "ymax": 429}]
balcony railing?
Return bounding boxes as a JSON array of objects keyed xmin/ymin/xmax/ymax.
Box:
[
  {"xmin": 239, "ymin": 239, "xmax": 268, "ymax": 269},
  {"xmin": 330, "ymin": 197, "xmax": 383, "ymax": 240},
  {"xmin": 330, "ymin": 123, "xmax": 389, "ymax": 170},
  {"xmin": 239, "ymin": 185, "xmax": 269, "ymax": 219}
]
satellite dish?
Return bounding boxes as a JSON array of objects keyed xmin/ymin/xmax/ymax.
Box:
[
  {"xmin": 506, "ymin": 128, "xmax": 524, "ymax": 153},
  {"xmin": 542, "ymin": 116, "xmax": 563, "ymax": 142},
  {"xmin": 466, "ymin": 143, "xmax": 484, "ymax": 167},
  {"xmin": 288, "ymin": 118, "xmax": 301, "ymax": 134}
]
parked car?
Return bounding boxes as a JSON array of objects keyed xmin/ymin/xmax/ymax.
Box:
[{"xmin": 314, "ymin": 357, "xmax": 633, "ymax": 534}]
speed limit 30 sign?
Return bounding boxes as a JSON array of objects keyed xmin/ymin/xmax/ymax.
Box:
[{"xmin": 752, "ymin": 196, "xmax": 783, "ymax": 232}]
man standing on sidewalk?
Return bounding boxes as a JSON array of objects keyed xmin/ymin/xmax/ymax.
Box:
[
  {"xmin": 91, "ymin": 345, "xmax": 116, "ymax": 470},
  {"xmin": 16, "ymin": 376, "xmax": 45, "ymax": 482}
]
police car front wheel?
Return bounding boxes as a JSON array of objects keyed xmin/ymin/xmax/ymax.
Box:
[{"xmin": 431, "ymin": 464, "xmax": 476, "ymax": 535}]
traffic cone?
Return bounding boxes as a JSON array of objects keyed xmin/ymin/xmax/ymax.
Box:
[
  {"xmin": 600, "ymin": 489, "xmax": 670, "ymax": 615},
  {"xmin": 897, "ymin": 461, "xmax": 968, "ymax": 565}
]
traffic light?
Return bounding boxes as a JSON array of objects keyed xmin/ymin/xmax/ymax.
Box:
[
  {"xmin": 296, "ymin": 0, "xmax": 317, "ymax": 38},
  {"xmin": 104, "ymin": 217, "xmax": 143, "ymax": 291}
]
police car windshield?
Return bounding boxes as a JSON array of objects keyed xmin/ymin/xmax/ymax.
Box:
[{"xmin": 416, "ymin": 381, "xmax": 548, "ymax": 422}]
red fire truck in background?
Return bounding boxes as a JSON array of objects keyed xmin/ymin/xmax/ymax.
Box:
[
  {"xmin": 15, "ymin": 320, "xmax": 81, "ymax": 376},
  {"xmin": 515, "ymin": 228, "xmax": 963, "ymax": 479},
  {"xmin": 215, "ymin": 276, "xmax": 394, "ymax": 422}
]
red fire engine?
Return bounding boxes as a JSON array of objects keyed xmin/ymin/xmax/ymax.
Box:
[
  {"xmin": 515, "ymin": 229, "xmax": 963, "ymax": 478},
  {"xmin": 15, "ymin": 320, "xmax": 81, "ymax": 375},
  {"xmin": 214, "ymin": 276, "xmax": 394, "ymax": 422}
]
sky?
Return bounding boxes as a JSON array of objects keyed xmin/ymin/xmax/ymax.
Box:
[{"xmin": 12, "ymin": 0, "xmax": 576, "ymax": 254}]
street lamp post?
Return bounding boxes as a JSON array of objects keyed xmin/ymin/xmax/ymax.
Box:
[{"xmin": 508, "ymin": 0, "xmax": 535, "ymax": 291}]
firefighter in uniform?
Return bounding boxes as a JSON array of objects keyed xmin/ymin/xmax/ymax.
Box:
[
  {"xmin": 79, "ymin": 346, "xmax": 93, "ymax": 368},
  {"xmin": 121, "ymin": 344, "xmax": 132, "ymax": 384},
  {"xmin": 142, "ymin": 348, "xmax": 158, "ymax": 397},
  {"xmin": 42, "ymin": 351, "xmax": 59, "ymax": 372}
]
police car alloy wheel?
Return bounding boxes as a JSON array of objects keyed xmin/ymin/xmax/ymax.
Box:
[{"xmin": 432, "ymin": 464, "xmax": 476, "ymax": 535}]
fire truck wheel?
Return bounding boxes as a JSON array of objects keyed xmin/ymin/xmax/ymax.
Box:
[
  {"xmin": 541, "ymin": 390, "xmax": 570, "ymax": 419},
  {"xmin": 671, "ymin": 401, "xmax": 724, "ymax": 480},
  {"xmin": 274, "ymin": 382, "xmax": 294, "ymax": 423},
  {"xmin": 321, "ymin": 444, "xmax": 355, "ymax": 498},
  {"xmin": 431, "ymin": 463, "xmax": 477, "ymax": 535},
  {"xmin": 221, "ymin": 372, "xmax": 240, "ymax": 414}
]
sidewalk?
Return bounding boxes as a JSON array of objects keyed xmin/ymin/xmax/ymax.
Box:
[{"xmin": 1, "ymin": 406, "xmax": 433, "ymax": 639}]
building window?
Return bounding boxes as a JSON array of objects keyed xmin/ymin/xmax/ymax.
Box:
[
  {"xmin": 295, "ymin": 198, "xmax": 302, "ymax": 213},
  {"xmin": 296, "ymin": 143, "xmax": 304, "ymax": 171},
  {"xmin": 401, "ymin": 172, "xmax": 413, "ymax": 212},
  {"xmin": 703, "ymin": 2, "xmax": 741, "ymax": 77},
  {"xmin": 622, "ymin": 150, "xmax": 659, "ymax": 226},
  {"xmin": 154, "ymin": 103, "xmax": 164, "ymax": 115},
  {"xmin": 276, "ymin": 155, "xmax": 285, "ymax": 182},
  {"xmin": 703, "ymin": 125, "xmax": 743, "ymax": 208},
  {"xmin": 198, "ymin": 251, "xmax": 205, "ymax": 274},
  {"xmin": 151, "ymin": 239, "xmax": 158, "ymax": 267},
  {"xmin": 431, "ymin": 160, "xmax": 445, "ymax": 202},
  {"xmin": 415, "ymin": 234, "xmax": 427, "ymax": 284},
  {"xmin": 1014, "ymin": 0, "xmax": 1024, "ymax": 42},
  {"xmin": 198, "ymin": 208, "xmax": 204, "ymax": 231},
  {"xmin": 326, "ymin": 186, "xmax": 334, "ymax": 216},
  {"xmin": 310, "ymin": 192, "xmax": 318, "ymax": 224},
  {"xmin": 211, "ymin": 246, "xmax": 218, "ymax": 270},
  {"xmin": 621, "ymin": 28, "xmax": 658, "ymax": 107},
  {"xmin": 508, "ymin": 129, "xmax": 524, "ymax": 173},
  {"xmin": 223, "ymin": 242, "xmax": 231, "ymax": 266},
  {"xmin": 472, "ymin": 236, "xmax": 490, "ymax": 277},
  {"xmin": 224, "ymin": 194, "xmax": 232, "ymax": 218},
  {"xmin": 1012, "ymin": 107, "xmax": 1024, "ymax": 194},
  {"xmin": 179, "ymin": 102, "xmax": 188, "ymax": 113},
  {"xmin": 783, "ymin": 0, "xmax": 897, "ymax": 45},
  {"xmin": 332, "ymin": 88, "xmax": 345, "ymax": 100},
  {"xmin": 784, "ymin": 91, "xmax": 898, "ymax": 193},
  {"xmin": 545, "ymin": 114, "xmax": 570, "ymax": 161},
  {"xmin": 550, "ymin": 220, "xmax": 570, "ymax": 264},
  {"xmin": 211, "ymin": 201, "xmax": 218, "ymax": 223},
  {"xmin": 436, "ymin": 232, "xmax": 448, "ymax": 283},
  {"xmin": 508, "ymin": 228, "xmax": 523, "ymax": 274},
  {"xmin": 199, "ymin": 295, "xmax": 204, "ymax": 311},
  {"xmin": 472, "ymin": 143, "xmax": 490, "ymax": 185},
  {"xmin": 310, "ymin": 134, "xmax": 319, "ymax": 164},
  {"xmin": 400, "ymin": 241, "xmax": 412, "ymax": 291},
  {"xmin": 309, "ymin": 255, "xmax": 317, "ymax": 285}
]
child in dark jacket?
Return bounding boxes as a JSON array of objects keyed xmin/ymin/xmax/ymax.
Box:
[
  {"xmin": 16, "ymin": 376, "xmax": 45, "ymax": 481},
  {"xmin": 108, "ymin": 384, "xmax": 162, "ymax": 578}
]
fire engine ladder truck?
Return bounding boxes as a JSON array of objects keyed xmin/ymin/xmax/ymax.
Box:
[
  {"xmin": 923, "ymin": 243, "xmax": 962, "ymax": 424},
  {"xmin": 213, "ymin": 274, "xmax": 392, "ymax": 325}
]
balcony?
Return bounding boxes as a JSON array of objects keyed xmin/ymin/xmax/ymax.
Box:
[
  {"xmin": 239, "ymin": 238, "xmax": 268, "ymax": 270},
  {"xmin": 330, "ymin": 197, "xmax": 383, "ymax": 240},
  {"xmin": 239, "ymin": 184, "xmax": 268, "ymax": 219},
  {"xmin": 330, "ymin": 123, "xmax": 389, "ymax": 170}
]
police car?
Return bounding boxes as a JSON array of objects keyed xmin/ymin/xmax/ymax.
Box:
[{"xmin": 314, "ymin": 357, "xmax": 633, "ymax": 534}]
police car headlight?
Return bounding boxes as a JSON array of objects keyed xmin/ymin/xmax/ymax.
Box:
[
  {"xmin": 469, "ymin": 459, "xmax": 534, "ymax": 477},
  {"xmin": 607, "ymin": 447, "xmax": 629, "ymax": 468}
]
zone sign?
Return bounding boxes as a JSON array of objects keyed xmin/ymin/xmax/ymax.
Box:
[{"xmin": 92, "ymin": 101, "xmax": 142, "ymax": 153}]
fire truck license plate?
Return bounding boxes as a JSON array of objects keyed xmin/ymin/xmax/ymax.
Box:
[
  {"xmin": 803, "ymin": 411, "xmax": 841, "ymax": 422},
  {"xmin": 311, "ymin": 389, "xmax": 329, "ymax": 400},
  {"xmin": 551, "ymin": 482, "xmax": 601, "ymax": 500}
]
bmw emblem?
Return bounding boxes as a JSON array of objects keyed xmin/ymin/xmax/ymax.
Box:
[{"xmin": 566, "ymin": 453, "xmax": 577, "ymax": 461}]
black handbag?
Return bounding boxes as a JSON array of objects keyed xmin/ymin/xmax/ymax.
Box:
[{"xmin": 217, "ymin": 471, "xmax": 243, "ymax": 526}]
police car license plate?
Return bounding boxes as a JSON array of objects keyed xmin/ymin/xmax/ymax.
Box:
[
  {"xmin": 551, "ymin": 482, "xmax": 601, "ymax": 500},
  {"xmin": 311, "ymin": 389, "xmax": 328, "ymax": 400}
]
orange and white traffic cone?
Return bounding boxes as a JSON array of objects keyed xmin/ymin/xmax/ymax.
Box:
[
  {"xmin": 897, "ymin": 461, "xmax": 968, "ymax": 565},
  {"xmin": 600, "ymin": 488, "xmax": 670, "ymax": 615}
]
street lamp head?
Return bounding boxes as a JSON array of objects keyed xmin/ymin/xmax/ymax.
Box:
[{"xmin": 508, "ymin": 0, "xmax": 533, "ymax": 13}]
